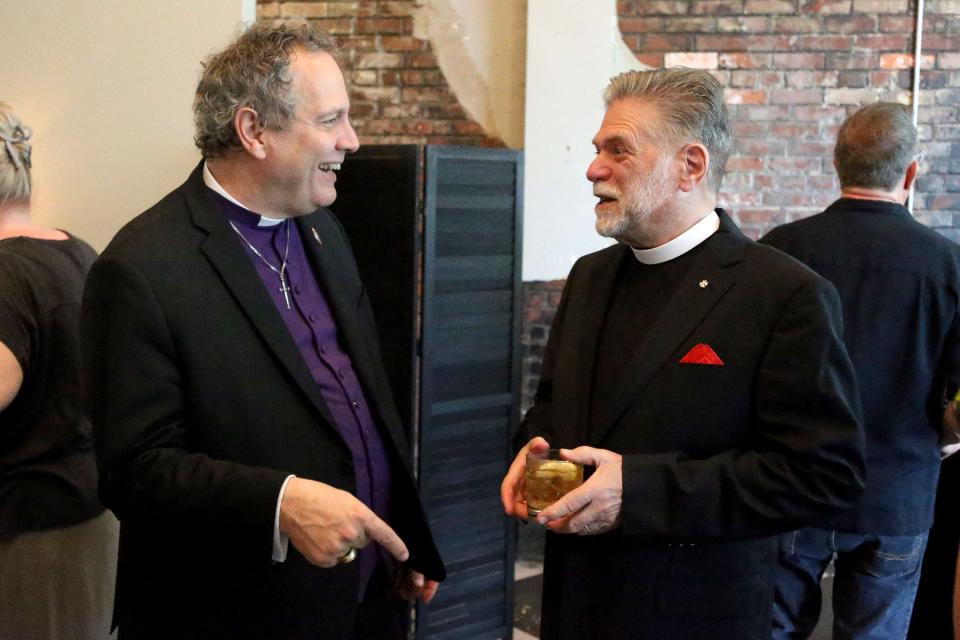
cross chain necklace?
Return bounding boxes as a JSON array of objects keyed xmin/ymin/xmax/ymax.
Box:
[{"xmin": 228, "ymin": 219, "xmax": 293, "ymax": 309}]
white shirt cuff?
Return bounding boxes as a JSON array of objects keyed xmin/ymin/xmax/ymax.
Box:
[
  {"xmin": 273, "ymin": 475, "xmax": 295, "ymax": 562},
  {"xmin": 941, "ymin": 427, "xmax": 960, "ymax": 459}
]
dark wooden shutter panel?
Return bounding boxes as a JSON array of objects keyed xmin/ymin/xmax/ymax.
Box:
[{"xmin": 331, "ymin": 145, "xmax": 523, "ymax": 640}]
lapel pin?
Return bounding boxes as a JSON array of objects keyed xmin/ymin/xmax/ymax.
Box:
[
  {"xmin": 312, "ymin": 227, "xmax": 322, "ymax": 246},
  {"xmin": 699, "ymin": 279, "xmax": 709, "ymax": 289}
]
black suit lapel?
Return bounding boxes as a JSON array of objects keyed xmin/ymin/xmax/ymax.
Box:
[
  {"xmin": 554, "ymin": 248, "xmax": 625, "ymax": 445},
  {"xmin": 182, "ymin": 165, "xmax": 340, "ymax": 432},
  {"xmin": 589, "ymin": 213, "xmax": 747, "ymax": 446}
]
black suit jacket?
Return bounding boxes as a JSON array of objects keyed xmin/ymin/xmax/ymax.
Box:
[
  {"xmin": 762, "ymin": 198, "xmax": 960, "ymax": 534},
  {"xmin": 82, "ymin": 164, "xmax": 444, "ymax": 639},
  {"xmin": 520, "ymin": 212, "xmax": 865, "ymax": 640}
]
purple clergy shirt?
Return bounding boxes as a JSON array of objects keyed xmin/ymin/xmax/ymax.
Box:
[{"xmin": 212, "ymin": 192, "xmax": 392, "ymax": 600}]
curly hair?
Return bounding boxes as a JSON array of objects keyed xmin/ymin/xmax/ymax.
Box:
[
  {"xmin": 0, "ymin": 101, "xmax": 32, "ymax": 205},
  {"xmin": 193, "ymin": 22, "xmax": 338, "ymax": 159}
]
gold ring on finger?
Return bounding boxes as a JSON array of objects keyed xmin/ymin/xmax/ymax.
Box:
[{"xmin": 337, "ymin": 547, "xmax": 357, "ymax": 564}]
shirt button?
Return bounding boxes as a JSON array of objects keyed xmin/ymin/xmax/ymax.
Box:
[
  {"xmin": 338, "ymin": 368, "xmax": 345, "ymax": 379},
  {"xmin": 352, "ymin": 400, "xmax": 359, "ymax": 408},
  {"xmin": 319, "ymin": 343, "xmax": 327, "ymax": 354},
  {"xmin": 308, "ymin": 313, "xmax": 317, "ymax": 323},
  {"xmin": 294, "ymin": 285, "xmax": 302, "ymax": 295}
]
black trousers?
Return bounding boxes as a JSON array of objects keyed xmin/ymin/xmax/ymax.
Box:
[
  {"xmin": 118, "ymin": 562, "xmax": 409, "ymax": 640},
  {"xmin": 353, "ymin": 563, "xmax": 408, "ymax": 639}
]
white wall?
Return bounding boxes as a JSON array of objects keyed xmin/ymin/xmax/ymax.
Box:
[
  {"xmin": 0, "ymin": 0, "xmax": 253, "ymax": 251},
  {"xmin": 523, "ymin": 0, "xmax": 643, "ymax": 281},
  {"xmin": 419, "ymin": 0, "xmax": 639, "ymax": 279}
]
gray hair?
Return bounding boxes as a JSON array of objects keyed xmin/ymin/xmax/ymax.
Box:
[
  {"xmin": 603, "ymin": 68, "xmax": 732, "ymax": 192},
  {"xmin": 834, "ymin": 102, "xmax": 918, "ymax": 191},
  {"xmin": 193, "ymin": 22, "xmax": 338, "ymax": 159},
  {"xmin": 0, "ymin": 102, "xmax": 32, "ymax": 205}
]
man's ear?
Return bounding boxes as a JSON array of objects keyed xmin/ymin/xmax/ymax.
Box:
[
  {"xmin": 903, "ymin": 158, "xmax": 919, "ymax": 192},
  {"xmin": 235, "ymin": 107, "xmax": 267, "ymax": 160},
  {"xmin": 678, "ymin": 143, "xmax": 709, "ymax": 193}
]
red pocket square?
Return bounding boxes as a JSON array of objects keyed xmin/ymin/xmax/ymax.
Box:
[{"xmin": 679, "ymin": 343, "xmax": 725, "ymax": 366}]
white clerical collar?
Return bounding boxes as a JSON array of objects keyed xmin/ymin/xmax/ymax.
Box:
[
  {"xmin": 630, "ymin": 211, "xmax": 720, "ymax": 265},
  {"xmin": 202, "ymin": 162, "xmax": 284, "ymax": 227}
]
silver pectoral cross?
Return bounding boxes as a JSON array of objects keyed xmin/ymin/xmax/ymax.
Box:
[{"xmin": 278, "ymin": 275, "xmax": 292, "ymax": 309}]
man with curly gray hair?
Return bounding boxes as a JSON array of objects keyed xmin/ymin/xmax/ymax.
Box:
[
  {"xmin": 193, "ymin": 23, "xmax": 336, "ymax": 160},
  {"xmin": 82, "ymin": 23, "xmax": 444, "ymax": 639}
]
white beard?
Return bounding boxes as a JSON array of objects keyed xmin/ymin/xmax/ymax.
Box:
[{"xmin": 595, "ymin": 154, "xmax": 674, "ymax": 240}]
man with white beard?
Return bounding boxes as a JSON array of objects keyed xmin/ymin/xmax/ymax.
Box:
[{"xmin": 500, "ymin": 68, "xmax": 866, "ymax": 640}]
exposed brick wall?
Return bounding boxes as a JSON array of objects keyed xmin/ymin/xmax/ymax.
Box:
[
  {"xmin": 521, "ymin": 281, "xmax": 566, "ymax": 415},
  {"xmin": 520, "ymin": 280, "xmax": 564, "ymax": 413},
  {"xmin": 519, "ymin": 2, "xmax": 959, "ymax": 417},
  {"xmin": 618, "ymin": 0, "xmax": 960, "ymax": 240},
  {"xmin": 257, "ymin": 0, "xmax": 503, "ymax": 147}
]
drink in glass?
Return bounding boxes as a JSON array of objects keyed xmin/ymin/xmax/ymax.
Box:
[{"xmin": 524, "ymin": 449, "xmax": 584, "ymax": 516}]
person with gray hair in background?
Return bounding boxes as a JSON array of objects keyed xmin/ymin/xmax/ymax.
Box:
[
  {"xmin": 500, "ymin": 68, "xmax": 866, "ymax": 640},
  {"xmin": 761, "ymin": 102, "xmax": 960, "ymax": 639},
  {"xmin": 81, "ymin": 23, "xmax": 443, "ymax": 639},
  {"xmin": 0, "ymin": 102, "xmax": 118, "ymax": 639}
]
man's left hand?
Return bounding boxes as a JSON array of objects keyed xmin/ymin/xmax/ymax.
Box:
[
  {"xmin": 536, "ymin": 446, "xmax": 623, "ymax": 535},
  {"xmin": 396, "ymin": 567, "xmax": 439, "ymax": 604}
]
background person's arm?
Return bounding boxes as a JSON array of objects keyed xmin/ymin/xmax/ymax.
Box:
[{"xmin": 0, "ymin": 340, "xmax": 22, "ymax": 410}]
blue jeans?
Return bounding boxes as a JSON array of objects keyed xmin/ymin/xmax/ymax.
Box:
[{"xmin": 772, "ymin": 527, "xmax": 928, "ymax": 640}]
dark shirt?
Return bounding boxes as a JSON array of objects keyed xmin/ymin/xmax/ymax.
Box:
[
  {"xmin": 212, "ymin": 193, "xmax": 392, "ymax": 597},
  {"xmin": 0, "ymin": 234, "xmax": 103, "ymax": 534},
  {"xmin": 590, "ymin": 243, "xmax": 705, "ymax": 432},
  {"xmin": 762, "ymin": 198, "xmax": 960, "ymax": 534}
]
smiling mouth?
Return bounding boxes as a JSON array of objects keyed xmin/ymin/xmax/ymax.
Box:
[
  {"xmin": 318, "ymin": 162, "xmax": 341, "ymax": 172},
  {"xmin": 596, "ymin": 195, "xmax": 616, "ymax": 204}
]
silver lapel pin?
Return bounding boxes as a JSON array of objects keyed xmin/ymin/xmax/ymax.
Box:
[
  {"xmin": 699, "ymin": 279, "xmax": 709, "ymax": 289},
  {"xmin": 312, "ymin": 227, "xmax": 322, "ymax": 246}
]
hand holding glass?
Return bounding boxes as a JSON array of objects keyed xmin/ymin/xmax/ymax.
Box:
[{"xmin": 524, "ymin": 449, "xmax": 584, "ymax": 516}]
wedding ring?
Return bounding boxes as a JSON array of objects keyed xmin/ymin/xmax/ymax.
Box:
[
  {"xmin": 337, "ymin": 547, "xmax": 357, "ymax": 564},
  {"xmin": 581, "ymin": 524, "xmax": 591, "ymax": 535}
]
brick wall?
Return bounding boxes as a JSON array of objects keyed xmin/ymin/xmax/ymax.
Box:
[
  {"xmin": 521, "ymin": 281, "xmax": 566, "ymax": 415},
  {"xmin": 618, "ymin": 0, "xmax": 960, "ymax": 239},
  {"xmin": 519, "ymin": 2, "xmax": 960, "ymax": 415},
  {"xmin": 257, "ymin": 0, "xmax": 503, "ymax": 147}
]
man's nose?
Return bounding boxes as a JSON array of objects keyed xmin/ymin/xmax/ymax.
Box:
[
  {"xmin": 339, "ymin": 120, "xmax": 360, "ymax": 153},
  {"xmin": 586, "ymin": 157, "xmax": 610, "ymax": 183}
]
